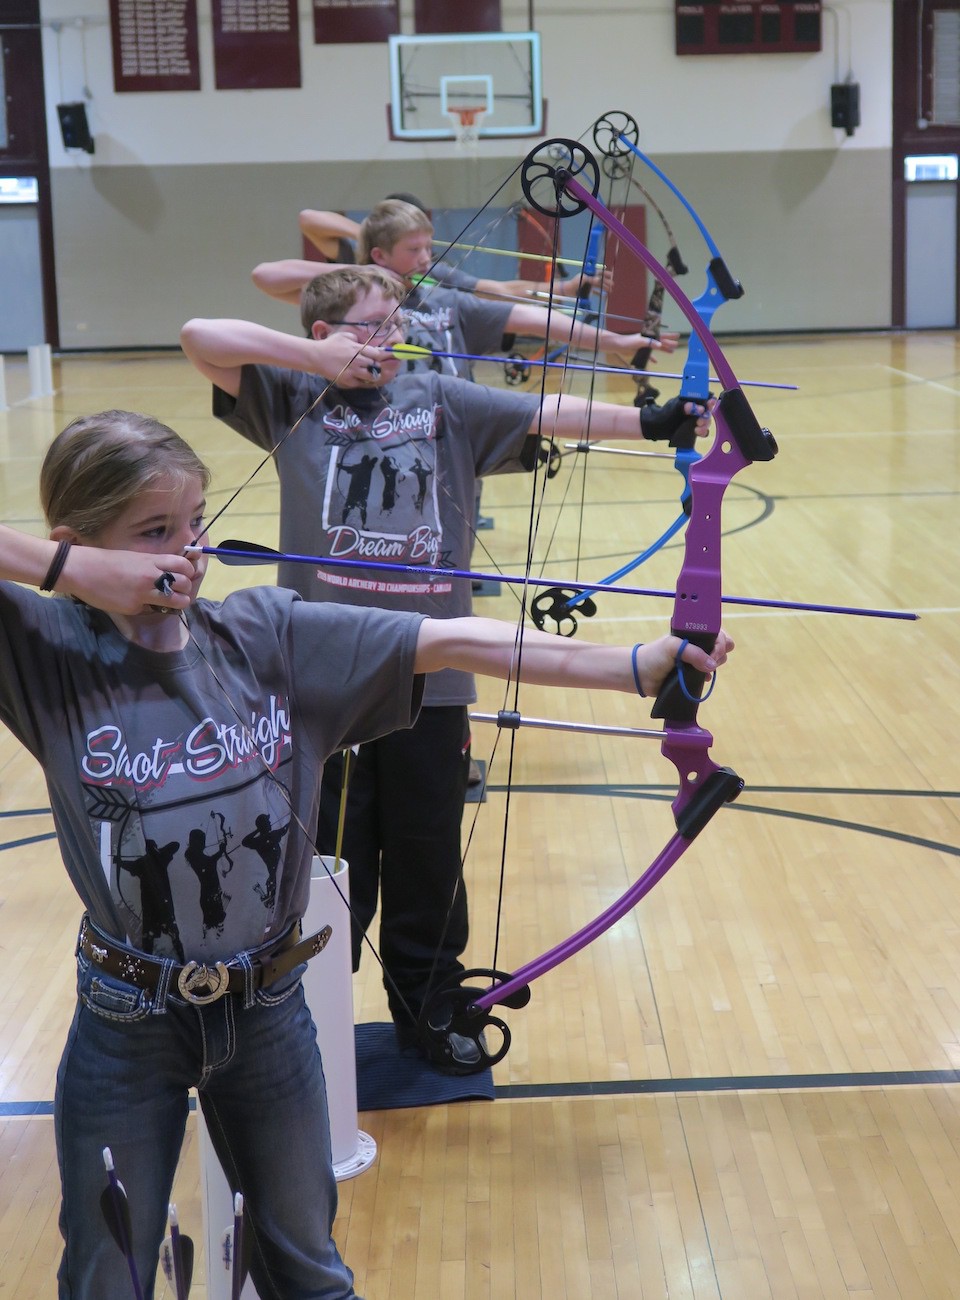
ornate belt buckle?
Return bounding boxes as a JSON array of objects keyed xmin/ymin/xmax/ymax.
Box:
[{"xmin": 177, "ymin": 960, "xmax": 230, "ymax": 1004}]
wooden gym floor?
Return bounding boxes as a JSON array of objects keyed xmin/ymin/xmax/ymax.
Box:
[{"xmin": 0, "ymin": 330, "xmax": 957, "ymax": 1297}]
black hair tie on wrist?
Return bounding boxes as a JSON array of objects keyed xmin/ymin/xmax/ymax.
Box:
[{"xmin": 40, "ymin": 540, "xmax": 72, "ymax": 592}]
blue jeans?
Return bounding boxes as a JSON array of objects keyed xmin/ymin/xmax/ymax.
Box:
[{"xmin": 55, "ymin": 928, "xmax": 361, "ymax": 1299}]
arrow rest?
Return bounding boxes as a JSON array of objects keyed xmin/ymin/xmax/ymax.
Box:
[{"xmin": 419, "ymin": 968, "xmax": 532, "ymax": 1076}]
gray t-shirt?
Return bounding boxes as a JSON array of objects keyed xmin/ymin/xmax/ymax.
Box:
[
  {"xmin": 0, "ymin": 582, "xmax": 423, "ymax": 960},
  {"xmin": 403, "ymin": 284, "xmax": 512, "ymax": 380},
  {"xmin": 215, "ymin": 368, "xmax": 538, "ymax": 705},
  {"xmin": 430, "ymin": 261, "xmax": 478, "ymax": 293}
]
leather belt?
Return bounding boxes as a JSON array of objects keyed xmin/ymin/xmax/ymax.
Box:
[{"xmin": 79, "ymin": 915, "xmax": 333, "ymax": 1005}]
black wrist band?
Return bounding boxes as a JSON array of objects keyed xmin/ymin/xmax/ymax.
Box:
[{"xmin": 40, "ymin": 540, "xmax": 72, "ymax": 592}]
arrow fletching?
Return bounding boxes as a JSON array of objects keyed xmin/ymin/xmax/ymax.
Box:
[
  {"xmin": 100, "ymin": 1148, "xmax": 145, "ymax": 1300},
  {"xmin": 387, "ymin": 342, "xmax": 433, "ymax": 358},
  {"xmin": 208, "ymin": 538, "xmax": 282, "ymax": 566},
  {"xmin": 160, "ymin": 1203, "xmax": 194, "ymax": 1300},
  {"xmin": 222, "ymin": 1192, "xmax": 251, "ymax": 1300}
]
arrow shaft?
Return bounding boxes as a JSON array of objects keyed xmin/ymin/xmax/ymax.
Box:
[
  {"xmin": 390, "ymin": 346, "xmax": 797, "ymax": 390},
  {"xmin": 434, "ymin": 237, "xmax": 599, "ymax": 268},
  {"xmin": 201, "ymin": 546, "xmax": 917, "ymax": 621}
]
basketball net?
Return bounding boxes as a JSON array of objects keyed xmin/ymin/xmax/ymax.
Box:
[{"xmin": 448, "ymin": 107, "xmax": 485, "ymax": 153}]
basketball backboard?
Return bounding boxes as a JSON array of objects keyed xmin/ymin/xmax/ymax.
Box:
[{"xmin": 388, "ymin": 32, "xmax": 544, "ymax": 142}]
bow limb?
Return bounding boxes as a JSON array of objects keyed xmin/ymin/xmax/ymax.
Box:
[
  {"xmin": 599, "ymin": 147, "xmax": 689, "ymax": 403},
  {"xmin": 591, "ymin": 111, "xmax": 744, "ymax": 403},
  {"xmin": 451, "ymin": 755, "xmax": 738, "ymax": 1015}
]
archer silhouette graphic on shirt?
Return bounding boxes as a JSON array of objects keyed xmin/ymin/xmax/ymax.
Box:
[
  {"xmin": 340, "ymin": 454, "xmax": 377, "ymax": 528},
  {"xmin": 379, "ymin": 454, "xmax": 400, "ymax": 513},
  {"xmin": 119, "ymin": 838, "xmax": 185, "ymax": 960},
  {"xmin": 185, "ymin": 826, "xmax": 232, "ymax": 938},
  {"xmin": 410, "ymin": 457, "xmax": 432, "ymax": 514},
  {"xmin": 242, "ymin": 813, "xmax": 290, "ymax": 912}
]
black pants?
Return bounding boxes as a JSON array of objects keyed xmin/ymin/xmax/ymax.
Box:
[{"xmin": 318, "ymin": 705, "xmax": 471, "ymax": 1029}]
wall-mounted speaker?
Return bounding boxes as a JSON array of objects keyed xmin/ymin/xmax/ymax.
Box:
[
  {"xmin": 830, "ymin": 83, "xmax": 860, "ymax": 138},
  {"xmin": 57, "ymin": 102, "xmax": 95, "ymax": 154}
]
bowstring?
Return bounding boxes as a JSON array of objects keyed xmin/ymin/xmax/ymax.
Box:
[
  {"xmin": 469, "ymin": 172, "xmax": 613, "ymax": 980},
  {"xmin": 417, "ymin": 140, "xmax": 652, "ymax": 1005},
  {"xmin": 522, "ymin": 155, "xmax": 627, "ymax": 606},
  {"xmin": 400, "ymin": 186, "xmax": 612, "ymax": 1005}
]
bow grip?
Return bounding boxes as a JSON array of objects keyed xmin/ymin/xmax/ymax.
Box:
[{"xmin": 649, "ymin": 630, "xmax": 715, "ymax": 722}]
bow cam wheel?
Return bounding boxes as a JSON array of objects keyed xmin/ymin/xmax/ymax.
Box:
[
  {"xmin": 592, "ymin": 110, "xmax": 640, "ymax": 160},
  {"xmin": 520, "ymin": 139, "xmax": 600, "ymax": 219},
  {"xmin": 504, "ymin": 353, "xmax": 531, "ymax": 386},
  {"xmin": 601, "ymin": 153, "xmax": 630, "ymax": 182}
]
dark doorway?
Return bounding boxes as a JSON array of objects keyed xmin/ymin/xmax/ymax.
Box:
[
  {"xmin": 0, "ymin": 0, "xmax": 58, "ymax": 348},
  {"xmin": 892, "ymin": 0, "xmax": 960, "ymax": 326}
]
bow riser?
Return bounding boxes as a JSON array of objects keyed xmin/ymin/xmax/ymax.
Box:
[
  {"xmin": 666, "ymin": 389, "xmax": 777, "ymax": 646},
  {"xmin": 659, "ymin": 720, "xmax": 745, "ymax": 828},
  {"xmin": 682, "ymin": 266, "xmax": 733, "ymax": 400}
]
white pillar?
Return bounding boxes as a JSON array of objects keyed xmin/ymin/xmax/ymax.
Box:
[
  {"xmin": 197, "ymin": 856, "xmax": 375, "ymax": 1299},
  {"xmin": 0, "ymin": 355, "xmax": 7, "ymax": 412},
  {"xmin": 301, "ymin": 856, "xmax": 377, "ymax": 1178},
  {"xmin": 27, "ymin": 343, "xmax": 53, "ymax": 397}
]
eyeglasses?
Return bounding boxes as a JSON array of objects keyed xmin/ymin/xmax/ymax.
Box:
[{"xmin": 326, "ymin": 313, "xmax": 408, "ymax": 337}]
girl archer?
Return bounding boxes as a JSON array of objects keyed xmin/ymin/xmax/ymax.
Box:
[{"xmin": 0, "ymin": 408, "xmax": 730, "ymax": 1297}]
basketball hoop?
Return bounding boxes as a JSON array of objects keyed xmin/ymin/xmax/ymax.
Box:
[{"xmin": 447, "ymin": 106, "xmax": 486, "ymax": 151}]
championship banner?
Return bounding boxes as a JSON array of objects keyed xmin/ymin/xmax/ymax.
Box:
[
  {"xmin": 313, "ymin": 0, "xmax": 399, "ymax": 45},
  {"xmin": 212, "ymin": 0, "xmax": 301, "ymax": 89},
  {"xmin": 110, "ymin": 0, "xmax": 200, "ymax": 93}
]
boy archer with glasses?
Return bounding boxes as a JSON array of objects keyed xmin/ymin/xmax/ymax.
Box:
[{"xmin": 181, "ymin": 266, "xmax": 709, "ymax": 1070}]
